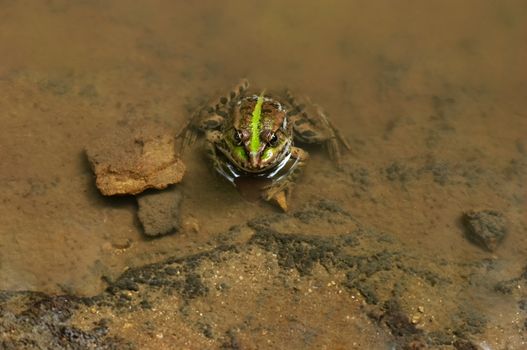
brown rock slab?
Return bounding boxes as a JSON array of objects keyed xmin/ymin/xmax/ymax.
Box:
[
  {"xmin": 137, "ymin": 186, "xmax": 183, "ymax": 237},
  {"xmin": 462, "ymin": 210, "xmax": 508, "ymax": 252},
  {"xmin": 86, "ymin": 121, "xmax": 185, "ymax": 196}
]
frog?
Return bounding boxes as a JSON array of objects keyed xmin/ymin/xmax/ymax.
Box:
[{"xmin": 178, "ymin": 79, "xmax": 350, "ymax": 211}]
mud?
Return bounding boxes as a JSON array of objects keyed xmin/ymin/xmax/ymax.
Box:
[
  {"xmin": 1, "ymin": 0, "xmax": 526, "ymax": 349},
  {"xmin": 2, "ymin": 202, "xmax": 525, "ymax": 348}
]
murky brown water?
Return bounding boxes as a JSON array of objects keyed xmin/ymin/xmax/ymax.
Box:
[{"xmin": 1, "ymin": 0, "xmax": 526, "ymax": 348}]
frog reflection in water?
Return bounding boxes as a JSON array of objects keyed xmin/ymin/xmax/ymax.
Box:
[{"xmin": 179, "ymin": 79, "xmax": 350, "ymax": 211}]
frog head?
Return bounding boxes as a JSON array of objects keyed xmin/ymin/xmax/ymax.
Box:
[{"xmin": 223, "ymin": 94, "xmax": 292, "ymax": 173}]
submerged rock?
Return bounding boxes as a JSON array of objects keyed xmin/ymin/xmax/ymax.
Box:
[
  {"xmin": 86, "ymin": 121, "xmax": 185, "ymax": 196},
  {"xmin": 136, "ymin": 186, "xmax": 183, "ymax": 237},
  {"xmin": 462, "ymin": 210, "xmax": 508, "ymax": 252}
]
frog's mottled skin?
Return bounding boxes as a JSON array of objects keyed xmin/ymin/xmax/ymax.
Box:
[{"xmin": 179, "ymin": 79, "xmax": 349, "ymax": 210}]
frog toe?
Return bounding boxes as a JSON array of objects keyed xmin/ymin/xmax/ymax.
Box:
[{"xmin": 271, "ymin": 191, "xmax": 288, "ymax": 212}]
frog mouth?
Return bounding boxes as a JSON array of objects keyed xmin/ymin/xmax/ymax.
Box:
[{"xmin": 215, "ymin": 145, "xmax": 292, "ymax": 184}]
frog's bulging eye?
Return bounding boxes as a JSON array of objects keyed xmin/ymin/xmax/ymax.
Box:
[
  {"xmin": 260, "ymin": 130, "xmax": 278, "ymax": 146},
  {"xmin": 233, "ymin": 130, "xmax": 243, "ymax": 145},
  {"xmin": 269, "ymin": 133, "xmax": 278, "ymax": 146}
]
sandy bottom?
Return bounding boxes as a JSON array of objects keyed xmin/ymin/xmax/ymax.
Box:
[{"xmin": 0, "ymin": 1, "xmax": 526, "ymax": 348}]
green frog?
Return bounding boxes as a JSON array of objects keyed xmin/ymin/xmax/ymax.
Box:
[{"xmin": 178, "ymin": 79, "xmax": 349, "ymax": 211}]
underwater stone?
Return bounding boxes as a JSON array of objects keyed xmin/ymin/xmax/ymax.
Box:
[
  {"xmin": 136, "ymin": 186, "xmax": 183, "ymax": 237},
  {"xmin": 462, "ymin": 210, "xmax": 507, "ymax": 252},
  {"xmin": 86, "ymin": 121, "xmax": 185, "ymax": 196}
]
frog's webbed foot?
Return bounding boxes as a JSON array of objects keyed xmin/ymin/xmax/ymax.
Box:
[
  {"xmin": 262, "ymin": 147, "xmax": 309, "ymax": 211},
  {"xmin": 285, "ymin": 90, "xmax": 350, "ymax": 169},
  {"xmin": 177, "ymin": 79, "xmax": 250, "ymax": 153}
]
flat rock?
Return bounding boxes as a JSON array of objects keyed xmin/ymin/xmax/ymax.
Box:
[
  {"xmin": 86, "ymin": 121, "xmax": 185, "ymax": 196},
  {"xmin": 462, "ymin": 210, "xmax": 508, "ymax": 252},
  {"xmin": 136, "ymin": 186, "xmax": 183, "ymax": 237}
]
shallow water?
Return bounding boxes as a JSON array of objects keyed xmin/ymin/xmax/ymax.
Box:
[{"xmin": 1, "ymin": 0, "xmax": 526, "ymax": 348}]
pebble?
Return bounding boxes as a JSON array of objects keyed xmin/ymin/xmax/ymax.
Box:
[{"xmin": 462, "ymin": 210, "xmax": 508, "ymax": 252}]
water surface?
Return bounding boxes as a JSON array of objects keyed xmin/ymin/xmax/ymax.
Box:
[{"xmin": 0, "ymin": 1, "xmax": 525, "ymax": 348}]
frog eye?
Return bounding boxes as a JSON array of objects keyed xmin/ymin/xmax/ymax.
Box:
[
  {"xmin": 269, "ymin": 133, "xmax": 279, "ymax": 146},
  {"xmin": 261, "ymin": 130, "xmax": 277, "ymax": 146},
  {"xmin": 233, "ymin": 130, "xmax": 243, "ymax": 145}
]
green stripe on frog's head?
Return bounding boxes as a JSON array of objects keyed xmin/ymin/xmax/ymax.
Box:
[{"xmin": 249, "ymin": 93, "xmax": 265, "ymax": 154}]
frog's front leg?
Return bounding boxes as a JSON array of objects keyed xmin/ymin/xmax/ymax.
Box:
[
  {"xmin": 177, "ymin": 78, "xmax": 249, "ymax": 151},
  {"xmin": 263, "ymin": 147, "xmax": 309, "ymax": 211},
  {"xmin": 286, "ymin": 92, "xmax": 350, "ymax": 169},
  {"xmin": 204, "ymin": 130, "xmax": 237, "ymax": 184},
  {"xmin": 181, "ymin": 111, "xmax": 225, "ymax": 150}
]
